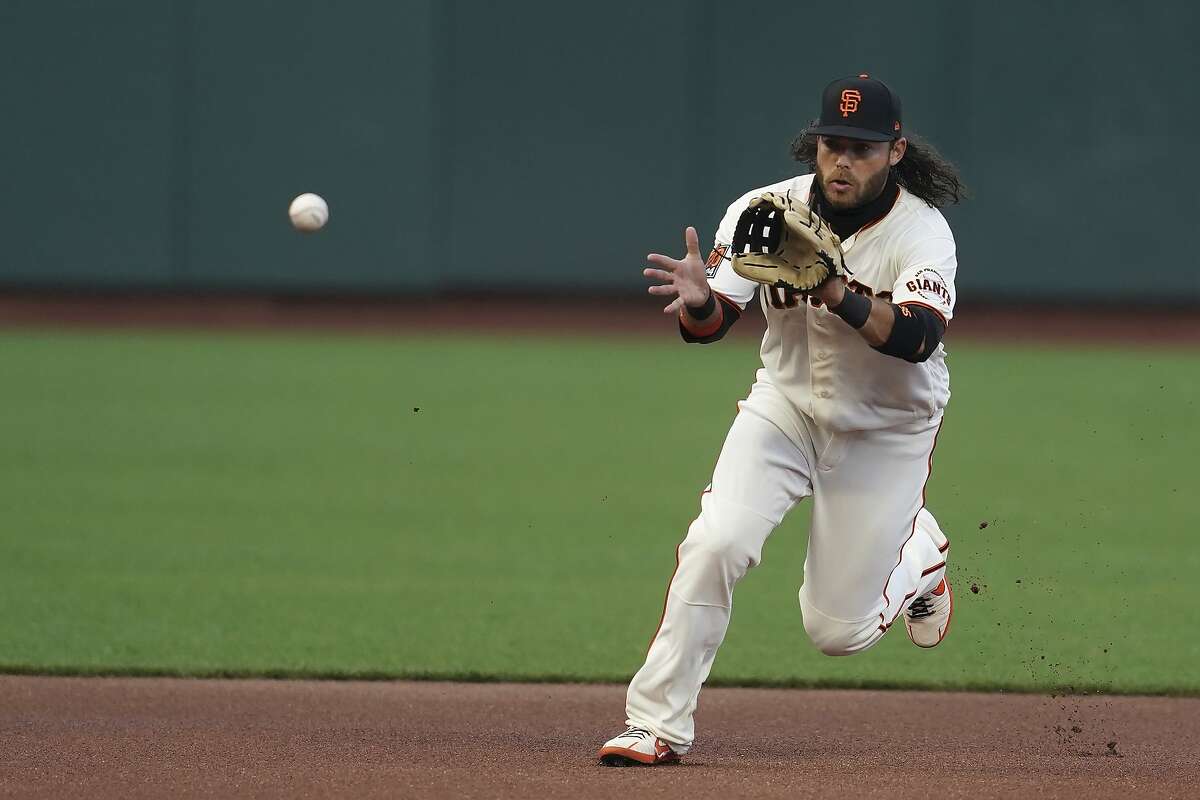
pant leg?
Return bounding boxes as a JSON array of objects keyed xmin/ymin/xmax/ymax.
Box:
[
  {"xmin": 625, "ymin": 381, "xmax": 812, "ymax": 750},
  {"xmin": 797, "ymin": 416, "xmax": 949, "ymax": 656}
]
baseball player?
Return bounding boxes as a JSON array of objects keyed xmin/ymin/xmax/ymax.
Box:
[{"xmin": 599, "ymin": 75, "xmax": 966, "ymax": 767}]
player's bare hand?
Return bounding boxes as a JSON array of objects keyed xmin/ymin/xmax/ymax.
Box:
[{"xmin": 645, "ymin": 226, "xmax": 711, "ymax": 315}]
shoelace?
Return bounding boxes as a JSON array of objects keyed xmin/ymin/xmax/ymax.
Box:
[
  {"xmin": 618, "ymin": 727, "xmax": 651, "ymax": 740},
  {"xmin": 907, "ymin": 596, "xmax": 934, "ymax": 619}
]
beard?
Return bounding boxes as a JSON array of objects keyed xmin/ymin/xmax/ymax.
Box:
[{"xmin": 817, "ymin": 162, "xmax": 891, "ymax": 211}]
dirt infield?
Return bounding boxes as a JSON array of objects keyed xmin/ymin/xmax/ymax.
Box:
[
  {"xmin": 2, "ymin": 677, "xmax": 1197, "ymax": 799},
  {"xmin": 2, "ymin": 290, "xmax": 1199, "ymax": 345}
]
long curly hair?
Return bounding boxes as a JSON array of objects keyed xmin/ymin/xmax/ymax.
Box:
[{"xmin": 790, "ymin": 125, "xmax": 966, "ymax": 208}]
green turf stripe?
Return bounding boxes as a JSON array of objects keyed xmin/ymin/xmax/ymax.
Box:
[{"xmin": 1, "ymin": 331, "xmax": 1195, "ymax": 694}]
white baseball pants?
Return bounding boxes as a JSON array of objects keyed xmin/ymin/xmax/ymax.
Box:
[{"xmin": 625, "ymin": 373, "xmax": 949, "ymax": 751}]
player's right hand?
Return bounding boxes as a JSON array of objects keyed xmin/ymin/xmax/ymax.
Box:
[{"xmin": 644, "ymin": 226, "xmax": 712, "ymax": 315}]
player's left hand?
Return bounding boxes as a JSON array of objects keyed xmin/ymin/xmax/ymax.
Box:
[{"xmin": 644, "ymin": 226, "xmax": 711, "ymax": 315}]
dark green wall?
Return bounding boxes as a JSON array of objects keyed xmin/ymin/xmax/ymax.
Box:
[{"xmin": 2, "ymin": 1, "xmax": 1197, "ymax": 299}]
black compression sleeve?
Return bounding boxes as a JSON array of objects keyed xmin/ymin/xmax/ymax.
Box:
[{"xmin": 872, "ymin": 304, "xmax": 946, "ymax": 363}]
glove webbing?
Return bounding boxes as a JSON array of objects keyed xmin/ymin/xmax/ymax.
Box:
[{"xmin": 731, "ymin": 205, "xmax": 781, "ymax": 258}]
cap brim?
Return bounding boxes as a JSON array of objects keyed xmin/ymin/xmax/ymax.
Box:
[{"xmin": 807, "ymin": 125, "xmax": 895, "ymax": 142}]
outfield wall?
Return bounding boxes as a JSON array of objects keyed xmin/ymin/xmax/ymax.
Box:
[{"xmin": 1, "ymin": 1, "xmax": 1195, "ymax": 300}]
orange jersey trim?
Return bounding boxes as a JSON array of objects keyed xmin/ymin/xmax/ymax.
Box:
[
  {"xmin": 876, "ymin": 419, "xmax": 944, "ymax": 632},
  {"xmin": 679, "ymin": 291, "xmax": 739, "ymax": 338},
  {"xmin": 645, "ymin": 542, "xmax": 683, "ymax": 656}
]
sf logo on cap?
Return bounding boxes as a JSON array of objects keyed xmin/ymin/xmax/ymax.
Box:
[{"xmin": 839, "ymin": 89, "xmax": 861, "ymax": 117}]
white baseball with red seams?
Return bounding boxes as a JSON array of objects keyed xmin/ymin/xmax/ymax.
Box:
[{"xmin": 619, "ymin": 173, "xmax": 958, "ymax": 754}]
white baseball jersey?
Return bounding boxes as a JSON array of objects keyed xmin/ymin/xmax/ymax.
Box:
[
  {"xmin": 622, "ymin": 174, "xmax": 960, "ymax": 751},
  {"xmin": 707, "ymin": 174, "xmax": 957, "ymax": 432}
]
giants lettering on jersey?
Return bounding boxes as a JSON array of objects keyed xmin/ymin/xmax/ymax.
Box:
[
  {"xmin": 904, "ymin": 268, "xmax": 952, "ymax": 307},
  {"xmin": 767, "ymin": 280, "xmax": 892, "ymax": 310}
]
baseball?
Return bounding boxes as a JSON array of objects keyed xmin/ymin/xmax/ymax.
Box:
[{"xmin": 288, "ymin": 193, "xmax": 329, "ymax": 232}]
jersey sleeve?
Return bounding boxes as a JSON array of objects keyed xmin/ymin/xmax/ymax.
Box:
[
  {"xmin": 702, "ymin": 192, "xmax": 761, "ymax": 310},
  {"xmin": 890, "ymin": 235, "xmax": 957, "ymax": 324}
]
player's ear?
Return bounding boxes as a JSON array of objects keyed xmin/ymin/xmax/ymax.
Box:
[{"xmin": 889, "ymin": 137, "xmax": 907, "ymax": 166}]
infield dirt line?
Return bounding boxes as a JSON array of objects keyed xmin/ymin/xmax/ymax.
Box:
[{"xmin": 2, "ymin": 676, "xmax": 1197, "ymax": 799}]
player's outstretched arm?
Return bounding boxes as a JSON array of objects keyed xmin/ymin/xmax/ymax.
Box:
[
  {"xmin": 645, "ymin": 226, "xmax": 744, "ymax": 344},
  {"xmin": 644, "ymin": 226, "xmax": 713, "ymax": 320}
]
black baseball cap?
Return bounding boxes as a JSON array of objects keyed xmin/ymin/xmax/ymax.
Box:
[{"xmin": 807, "ymin": 74, "xmax": 902, "ymax": 142}]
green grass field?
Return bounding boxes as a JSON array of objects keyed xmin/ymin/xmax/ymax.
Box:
[{"xmin": 1, "ymin": 329, "xmax": 1195, "ymax": 694}]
